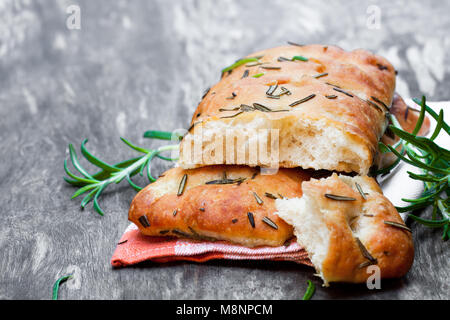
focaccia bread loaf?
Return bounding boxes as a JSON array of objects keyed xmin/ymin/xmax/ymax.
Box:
[
  {"xmin": 129, "ymin": 165, "xmax": 311, "ymax": 247},
  {"xmin": 179, "ymin": 44, "xmax": 396, "ymax": 174},
  {"xmin": 275, "ymin": 173, "xmax": 414, "ymax": 285}
]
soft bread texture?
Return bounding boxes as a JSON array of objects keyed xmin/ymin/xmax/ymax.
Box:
[
  {"xmin": 275, "ymin": 174, "xmax": 414, "ymax": 285},
  {"xmin": 179, "ymin": 44, "xmax": 396, "ymax": 174},
  {"xmin": 129, "ymin": 166, "xmax": 311, "ymax": 247}
]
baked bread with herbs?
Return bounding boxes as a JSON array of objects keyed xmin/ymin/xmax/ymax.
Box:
[
  {"xmin": 275, "ymin": 173, "xmax": 414, "ymax": 285},
  {"xmin": 179, "ymin": 44, "xmax": 396, "ymax": 174},
  {"xmin": 129, "ymin": 165, "xmax": 311, "ymax": 247}
]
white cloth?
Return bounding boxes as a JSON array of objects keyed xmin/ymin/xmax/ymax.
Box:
[{"xmin": 381, "ymin": 100, "xmax": 449, "ymax": 219}]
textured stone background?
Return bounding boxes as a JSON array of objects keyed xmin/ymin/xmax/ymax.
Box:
[{"xmin": 0, "ymin": 0, "xmax": 448, "ymax": 299}]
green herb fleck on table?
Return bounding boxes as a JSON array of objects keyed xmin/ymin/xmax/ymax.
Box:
[
  {"xmin": 52, "ymin": 275, "xmax": 73, "ymax": 300},
  {"xmin": 302, "ymin": 280, "xmax": 315, "ymax": 300}
]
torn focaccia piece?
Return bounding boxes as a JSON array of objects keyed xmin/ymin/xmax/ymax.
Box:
[
  {"xmin": 275, "ymin": 173, "xmax": 414, "ymax": 285},
  {"xmin": 179, "ymin": 44, "xmax": 396, "ymax": 174},
  {"xmin": 129, "ymin": 166, "xmax": 311, "ymax": 247}
]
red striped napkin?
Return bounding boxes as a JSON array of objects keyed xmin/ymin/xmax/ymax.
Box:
[{"xmin": 111, "ymin": 224, "xmax": 312, "ymax": 267}]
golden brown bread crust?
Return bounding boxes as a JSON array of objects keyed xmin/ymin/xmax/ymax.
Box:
[
  {"xmin": 179, "ymin": 44, "xmax": 396, "ymax": 174},
  {"xmin": 129, "ymin": 166, "xmax": 311, "ymax": 247},
  {"xmin": 298, "ymin": 174, "xmax": 413, "ymax": 284}
]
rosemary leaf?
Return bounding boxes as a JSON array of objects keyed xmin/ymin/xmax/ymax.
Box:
[
  {"xmin": 220, "ymin": 111, "xmax": 244, "ymax": 119},
  {"xmin": 253, "ymin": 192, "xmax": 264, "ymax": 205},
  {"xmin": 371, "ymin": 96, "xmax": 389, "ymax": 111},
  {"xmin": 292, "ymin": 55, "xmax": 309, "ymax": 62},
  {"xmin": 202, "ymin": 87, "xmax": 210, "ymax": 99},
  {"xmin": 333, "ymin": 87, "xmax": 353, "ymax": 97},
  {"xmin": 138, "ymin": 215, "xmax": 151, "ymax": 228},
  {"xmin": 247, "ymin": 212, "xmax": 256, "ymax": 228},
  {"xmin": 355, "ymin": 237, "xmax": 377, "ymax": 264},
  {"xmin": 278, "ymin": 56, "xmax": 291, "ymax": 62},
  {"xmin": 246, "ymin": 62, "xmax": 263, "ymax": 67},
  {"xmin": 355, "ymin": 182, "xmax": 367, "ymax": 200},
  {"xmin": 205, "ymin": 176, "xmax": 246, "ymax": 185},
  {"xmin": 302, "ymin": 280, "xmax": 315, "ymax": 300},
  {"xmin": 266, "ymin": 83, "xmax": 278, "ymax": 96},
  {"xmin": 325, "ymin": 194, "xmax": 356, "ymax": 201},
  {"xmin": 143, "ymin": 130, "xmax": 182, "ymax": 141},
  {"xmin": 52, "ymin": 275, "xmax": 73, "ymax": 300},
  {"xmin": 366, "ymin": 99, "xmax": 384, "ymax": 113},
  {"xmin": 384, "ymin": 221, "xmax": 412, "ymax": 233},
  {"xmin": 253, "ymin": 103, "xmax": 272, "ymax": 112},
  {"xmin": 313, "ymin": 72, "xmax": 328, "ymax": 79},
  {"xmin": 265, "ymin": 192, "xmax": 278, "ymax": 199},
  {"xmin": 219, "ymin": 107, "xmax": 240, "ymax": 112},
  {"xmin": 289, "ymin": 94, "xmax": 316, "ymax": 107},
  {"xmin": 222, "ymin": 57, "xmax": 260, "ymax": 74},
  {"xmin": 287, "ymin": 41, "xmax": 304, "ymax": 47},
  {"xmin": 262, "ymin": 216, "xmax": 278, "ymax": 230},
  {"xmin": 177, "ymin": 174, "xmax": 188, "ymax": 196},
  {"xmin": 80, "ymin": 139, "xmax": 120, "ymax": 172}
]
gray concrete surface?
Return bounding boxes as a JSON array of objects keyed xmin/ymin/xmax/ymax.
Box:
[{"xmin": 0, "ymin": 0, "xmax": 448, "ymax": 299}]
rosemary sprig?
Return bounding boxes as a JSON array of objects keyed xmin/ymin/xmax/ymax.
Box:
[
  {"xmin": 64, "ymin": 133, "xmax": 178, "ymax": 215},
  {"xmin": 377, "ymin": 96, "xmax": 449, "ymax": 240}
]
